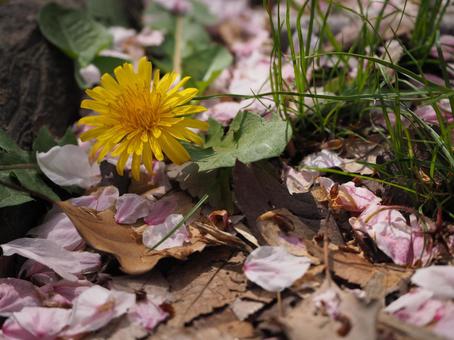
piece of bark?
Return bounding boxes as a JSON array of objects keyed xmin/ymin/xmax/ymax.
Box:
[{"xmin": 0, "ymin": 0, "xmax": 82, "ymax": 149}]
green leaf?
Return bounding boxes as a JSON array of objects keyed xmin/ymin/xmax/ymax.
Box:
[
  {"xmin": 168, "ymin": 163, "xmax": 233, "ymax": 212},
  {"xmin": 38, "ymin": 3, "xmax": 112, "ymax": 66},
  {"xmin": 188, "ymin": 112, "xmax": 292, "ymax": 172},
  {"xmin": 33, "ymin": 127, "xmax": 58, "ymax": 153},
  {"xmin": 33, "ymin": 127, "xmax": 78, "ymax": 153},
  {"xmin": 0, "ymin": 181, "xmax": 34, "ymax": 209},
  {"xmin": 12, "ymin": 170, "xmax": 60, "ymax": 202},
  {"xmin": 86, "ymin": 0, "xmax": 129, "ymax": 27},
  {"xmin": 183, "ymin": 44, "xmax": 233, "ymax": 90}
]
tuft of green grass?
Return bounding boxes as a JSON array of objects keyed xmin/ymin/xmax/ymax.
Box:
[{"xmin": 266, "ymin": 0, "xmax": 454, "ymax": 218}]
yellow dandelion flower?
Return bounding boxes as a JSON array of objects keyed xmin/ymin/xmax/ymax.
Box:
[{"xmin": 78, "ymin": 57, "xmax": 208, "ymax": 180}]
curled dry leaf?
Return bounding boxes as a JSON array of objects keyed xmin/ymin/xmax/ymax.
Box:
[
  {"xmin": 305, "ymin": 242, "xmax": 412, "ymax": 294},
  {"xmin": 280, "ymin": 277, "xmax": 381, "ymax": 340},
  {"xmin": 165, "ymin": 247, "xmax": 247, "ymax": 327},
  {"xmin": 256, "ymin": 209, "xmax": 320, "ymax": 260},
  {"xmin": 57, "ymin": 193, "xmax": 224, "ymax": 275}
]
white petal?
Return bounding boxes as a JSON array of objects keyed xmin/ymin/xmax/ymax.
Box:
[
  {"xmin": 28, "ymin": 209, "xmax": 83, "ymax": 250},
  {"xmin": 0, "ymin": 278, "xmax": 41, "ymax": 317},
  {"xmin": 128, "ymin": 299, "xmax": 168, "ymax": 331},
  {"xmin": 411, "ymin": 266, "xmax": 454, "ymax": 299},
  {"xmin": 243, "ymin": 246, "xmax": 311, "ymax": 292},
  {"xmin": 1, "ymin": 238, "xmax": 100, "ymax": 281},
  {"xmin": 37, "ymin": 145, "xmax": 101, "ymax": 189},
  {"xmin": 142, "ymin": 214, "xmax": 189, "ymax": 250},
  {"xmin": 3, "ymin": 307, "xmax": 71, "ymax": 339},
  {"xmin": 65, "ymin": 285, "xmax": 135, "ymax": 336},
  {"xmin": 115, "ymin": 194, "xmax": 152, "ymax": 224}
]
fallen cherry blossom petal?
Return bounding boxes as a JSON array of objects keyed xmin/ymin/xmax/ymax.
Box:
[
  {"xmin": 136, "ymin": 27, "xmax": 164, "ymax": 46},
  {"xmin": 142, "ymin": 214, "xmax": 189, "ymax": 250},
  {"xmin": 198, "ymin": 101, "xmax": 241, "ymax": 125},
  {"xmin": 70, "ymin": 186, "xmax": 119, "ymax": 211},
  {"xmin": 313, "ymin": 288, "xmax": 341, "ymax": 318},
  {"xmin": 28, "ymin": 209, "xmax": 83, "ymax": 251},
  {"xmin": 350, "ymin": 206, "xmax": 434, "ymax": 265},
  {"xmin": 36, "ymin": 145, "xmax": 101, "ymax": 189},
  {"xmin": 128, "ymin": 299, "xmax": 168, "ymax": 332},
  {"xmin": 433, "ymin": 303, "xmax": 454, "ymax": 339},
  {"xmin": 319, "ymin": 177, "xmax": 381, "ymax": 212},
  {"xmin": 1, "ymin": 238, "xmax": 101, "ymax": 281},
  {"xmin": 39, "ymin": 280, "xmax": 92, "ymax": 307},
  {"xmin": 243, "ymin": 246, "xmax": 311, "ymax": 292},
  {"xmin": 64, "ymin": 285, "xmax": 135, "ymax": 336},
  {"xmin": 302, "ymin": 149, "xmax": 344, "ymax": 170},
  {"xmin": 144, "ymin": 199, "xmax": 177, "ymax": 226},
  {"xmin": 19, "ymin": 260, "xmax": 59, "ymax": 285},
  {"xmin": 2, "ymin": 307, "xmax": 71, "ymax": 340},
  {"xmin": 384, "ymin": 289, "xmax": 444, "ymax": 326},
  {"xmin": 0, "ymin": 278, "xmax": 41, "ymax": 317},
  {"xmin": 283, "ymin": 165, "xmax": 316, "ymax": 194},
  {"xmin": 115, "ymin": 194, "xmax": 153, "ymax": 224},
  {"xmin": 79, "ymin": 64, "xmax": 101, "ymax": 87},
  {"xmin": 411, "ymin": 266, "xmax": 454, "ymax": 299}
]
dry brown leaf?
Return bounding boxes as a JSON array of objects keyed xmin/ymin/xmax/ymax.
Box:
[
  {"xmin": 58, "ymin": 192, "xmax": 223, "ymax": 275},
  {"xmin": 165, "ymin": 247, "xmax": 247, "ymax": 327},
  {"xmin": 231, "ymin": 298, "xmax": 265, "ymax": 321},
  {"xmin": 154, "ymin": 321, "xmax": 256, "ymax": 340},
  {"xmin": 256, "ymin": 209, "xmax": 320, "ymax": 260},
  {"xmin": 306, "ymin": 242, "xmax": 412, "ymax": 294},
  {"xmin": 192, "ymin": 221, "xmax": 252, "ymax": 252},
  {"xmin": 280, "ymin": 278, "xmax": 380, "ymax": 340},
  {"xmin": 87, "ymin": 316, "xmax": 147, "ymax": 340}
]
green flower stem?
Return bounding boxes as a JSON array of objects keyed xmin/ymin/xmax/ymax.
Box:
[{"xmin": 172, "ymin": 15, "xmax": 184, "ymax": 75}]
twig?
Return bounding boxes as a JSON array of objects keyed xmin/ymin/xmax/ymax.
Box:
[{"xmin": 0, "ymin": 163, "xmax": 37, "ymax": 171}]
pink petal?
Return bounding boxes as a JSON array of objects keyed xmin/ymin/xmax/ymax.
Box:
[
  {"xmin": 433, "ymin": 304, "xmax": 454, "ymax": 339},
  {"xmin": 19, "ymin": 260, "xmax": 59, "ymax": 285},
  {"xmin": 128, "ymin": 299, "xmax": 168, "ymax": 332},
  {"xmin": 385, "ymin": 289, "xmax": 444, "ymax": 326},
  {"xmin": 283, "ymin": 165, "xmax": 316, "ymax": 194},
  {"xmin": 36, "ymin": 145, "xmax": 101, "ymax": 189},
  {"xmin": 142, "ymin": 214, "xmax": 189, "ymax": 250},
  {"xmin": 303, "ymin": 149, "xmax": 344, "ymax": 169},
  {"xmin": 319, "ymin": 178, "xmax": 381, "ymax": 212},
  {"xmin": 2, "ymin": 307, "xmax": 71, "ymax": 340},
  {"xmin": 64, "ymin": 285, "xmax": 135, "ymax": 336},
  {"xmin": 0, "ymin": 278, "xmax": 41, "ymax": 317},
  {"xmin": 136, "ymin": 27, "xmax": 164, "ymax": 46},
  {"xmin": 39, "ymin": 280, "xmax": 92, "ymax": 307},
  {"xmin": 79, "ymin": 64, "xmax": 101, "ymax": 87},
  {"xmin": 144, "ymin": 199, "xmax": 177, "ymax": 226},
  {"xmin": 70, "ymin": 186, "xmax": 119, "ymax": 211},
  {"xmin": 243, "ymin": 246, "xmax": 311, "ymax": 292},
  {"xmin": 411, "ymin": 266, "xmax": 454, "ymax": 299},
  {"xmin": 313, "ymin": 288, "xmax": 341, "ymax": 318},
  {"xmin": 198, "ymin": 101, "xmax": 241, "ymax": 126},
  {"xmin": 1, "ymin": 238, "xmax": 100, "ymax": 281},
  {"xmin": 28, "ymin": 209, "xmax": 83, "ymax": 251},
  {"xmin": 115, "ymin": 194, "xmax": 153, "ymax": 224}
]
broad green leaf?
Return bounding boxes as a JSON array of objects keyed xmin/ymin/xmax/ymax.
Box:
[
  {"xmin": 12, "ymin": 170, "xmax": 60, "ymax": 202},
  {"xmin": 188, "ymin": 112, "xmax": 292, "ymax": 171},
  {"xmin": 38, "ymin": 3, "xmax": 112, "ymax": 66},
  {"xmin": 33, "ymin": 127, "xmax": 78, "ymax": 153},
  {"xmin": 33, "ymin": 127, "xmax": 57, "ymax": 153},
  {"xmin": 183, "ymin": 44, "xmax": 233, "ymax": 90},
  {"xmin": 86, "ymin": 0, "xmax": 129, "ymax": 27},
  {"xmin": 0, "ymin": 174, "xmax": 33, "ymax": 208}
]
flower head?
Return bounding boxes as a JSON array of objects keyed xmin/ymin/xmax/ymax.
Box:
[{"xmin": 79, "ymin": 57, "xmax": 207, "ymax": 180}]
